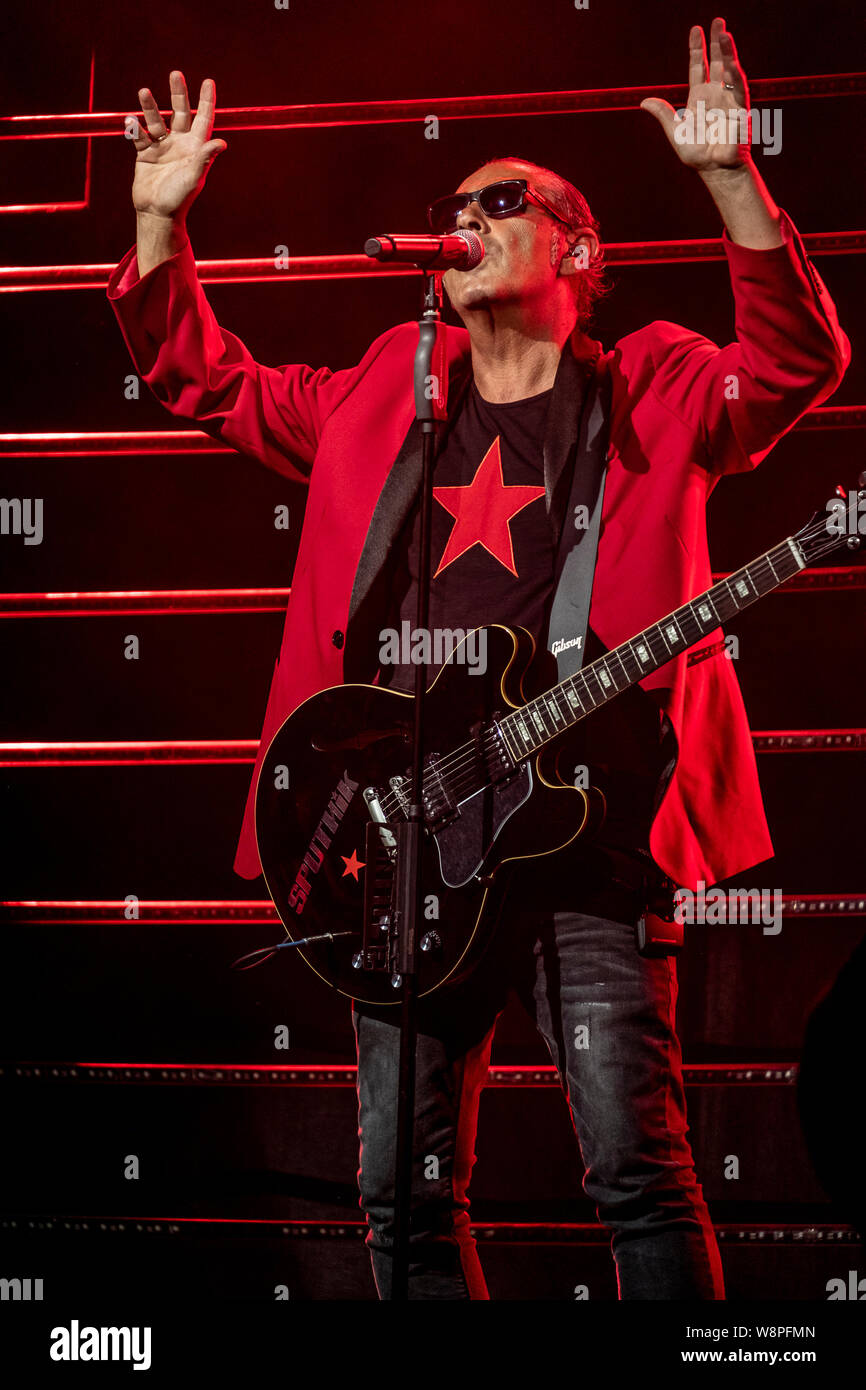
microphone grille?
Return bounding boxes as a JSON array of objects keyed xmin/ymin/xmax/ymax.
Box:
[{"xmin": 454, "ymin": 229, "xmax": 485, "ymax": 268}]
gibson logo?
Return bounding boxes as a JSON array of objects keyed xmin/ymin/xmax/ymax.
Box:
[
  {"xmin": 289, "ymin": 773, "xmax": 360, "ymax": 913},
  {"xmin": 551, "ymin": 636, "xmax": 582, "ymax": 657}
]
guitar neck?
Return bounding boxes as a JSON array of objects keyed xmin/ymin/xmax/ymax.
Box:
[{"xmin": 499, "ymin": 533, "xmax": 806, "ymax": 761}]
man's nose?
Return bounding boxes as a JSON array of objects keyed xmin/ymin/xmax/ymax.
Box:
[{"xmin": 455, "ymin": 199, "xmax": 487, "ymax": 231}]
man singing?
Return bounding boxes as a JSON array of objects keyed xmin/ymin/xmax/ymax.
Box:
[{"xmin": 108, "ymin": 17, "xmax": 849, "ymax": 1298}]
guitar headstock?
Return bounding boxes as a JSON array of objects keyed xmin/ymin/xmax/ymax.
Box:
[{"xmin": 793, "ymin": 474, "xmax": 865, "ymax": 568}]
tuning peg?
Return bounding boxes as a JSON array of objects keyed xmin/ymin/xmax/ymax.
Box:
[
  {"xmin": 835, "ymin": 483, "xmax": 848, "ymax": 499},
  {"xmin": 846, "ymin": 536, "xmax": 861, "ymax": 550},
  {"xmin": 859, "ymin": 469, "xmax": 866, "ymax": 489}
]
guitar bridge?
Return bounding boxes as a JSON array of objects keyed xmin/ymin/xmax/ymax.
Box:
[
  {"xmin": 355, "ymin": 819, "xmax": 425, "ymax": 977},
  {"xmin": 354, "ymin": 819, "xmax": 397, "ymax": 974},
  {"xmin": 385, "ymin": 760, "xmax": 460, "ymax": 832}
]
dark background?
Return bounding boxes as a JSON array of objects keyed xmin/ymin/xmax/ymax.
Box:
[{"xmin": 0, "ymin": 0, "xmax": 864, "ymax": 1300}]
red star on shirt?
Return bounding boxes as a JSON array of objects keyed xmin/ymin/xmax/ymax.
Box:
[
  {"xmin": 433, "ymin": 436, "xmax": 546, "ymax": 578},
  {"xmin": 341, "ymin": 849, "xmax": 366, "ymax": 881}
]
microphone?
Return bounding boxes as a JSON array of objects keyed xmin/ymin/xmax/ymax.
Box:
[{"xmin": 363, "ymin": 230, "xmax": 484, "ymax": 270}]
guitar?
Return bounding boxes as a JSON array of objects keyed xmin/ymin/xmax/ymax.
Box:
[{"xmin": 255, "ymin": 496, "xmax": 859, "ymax": 1004}]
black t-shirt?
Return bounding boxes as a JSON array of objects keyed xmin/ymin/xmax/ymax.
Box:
[
  {"xmin": 383, "ymin": 380, "xmax": 556, "ymax": 691},
  {"xmin": 378, "ymin": 379, "xmax": 670, "ymax": 889}
]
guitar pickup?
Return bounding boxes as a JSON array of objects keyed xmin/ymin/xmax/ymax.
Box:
[
  {"xmin": 473, "ymin": 717, "xmax": 520, "ymax": 786},
  {"xmin": 420, "ymin": 753, "xmax": 459, "ymax": 829}
]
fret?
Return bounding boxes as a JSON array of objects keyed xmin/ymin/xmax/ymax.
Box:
[
  {"xmin": 646, "ymin": 626, "xmax": 672, "ymax": 663},
  {"xmin": 677, "ymin": 604, "xmax": 704, "ymax": 644},
  {"xmin": 692, "ymin": 595, "xmax": 719, "ymax": 630},
  {"xmin": 711, "ymin": 583, "xmax": 740, "ymax": 623},
  {"xmin": 593, "ymin": 662, "xmax": 618, "ymax": 694},
  {"xmin": 498, "ymin": 721, "xmax": 523, "ymax": 763},
  {"xmin": 574, "ymin": 671, "xmax": 599, "ymax": 708},
  {"xmin": 753, "ymin": 556, "xmax": 780, "ymax": 591},
  {"xmin": 722, "ymin": 575, "xmax": 745, "ymax": 608},
  {"xmin": 658, "ymin": 612, "xmax": 686, "ymax": 650},
  {"xmin": 763, "ymin": 553, "xmax": 781, "ymax": 585},
  {"xmin": 613, "ymin": 644, "xmax": 641, "ymax": 684},
  {"xmin": 629, "ymin": 637, "xmax": 655, "ymax": 672},
  {"xmin": 563, "ymin": 679, "xmax": 586, "ymax": 714},
  {"xmin": 527, "ymin": 700, "xmax": 551, "ymax": 741},
  {"xmin": 543, "ymin": 690, "xmax": 567, "ymax": 730},
  {"xmin": 496, "ymin": 529, "xmax": 817, "ymax": 766},
  {"xmin": 502, "ymin": 711, "xmax": 522, "ymax": 751},
  {"xmin": 581, "ymin": 664, "xmax": 608, "ymax": 706}
]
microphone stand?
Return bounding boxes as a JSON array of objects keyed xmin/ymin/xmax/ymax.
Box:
[{"xmin": 391, "ymin": 270, "xmax": 447, "ymax": 1300}]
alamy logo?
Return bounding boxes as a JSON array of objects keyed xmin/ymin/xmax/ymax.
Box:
[
  {"xmin": 825, "ymin": 490, "xmax": 866, "ymax": 536},
  {"xmin": 0, "ymin": 1276, "xmax": 43, "ymax": 1300},
  {"xmin": 378, "ymin": 623, "xmax": 487, "ymax": 674},
  {"xmin": 49, "ymin": 1320, "xmax": 152, "ymax": 1370},
  {"xmin": 0, "ymin": 498, "xmax": 43, "ymax": 545},
  {"xmin": 674, "ymin": 880, "xmax": 783, "ymax": 935},
  {"xmin": 827, "ymin": 1270, "xmax": 866, "ymax": 1299},
  {"xmin": 673, "ymin": 100, "xmax": 782, "ymax": 155}
]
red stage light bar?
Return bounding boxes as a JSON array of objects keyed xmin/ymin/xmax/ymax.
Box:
[
  {"xmin": 4, "ymin": 1061, "xmax": 799, "ymax": 1088},
  {"xmin": 0, "ymin": 568, "xmax": 863, "ymax": 620},
  {"xmin": 1, "ymin": 407, "xmax": 862, "ymax": 458},
  {"xmin": 0, "ymin": 255, "xmax": 417, "ymax": 293},
  {"xmin": 3, "ymin": 1214, "xmax": 853, "ymax": 1242},
  {"xmin": 1, "ymin": 73, "xmax": 864, "ymax": 142},
  {"xmin": 0, "ymin": 740, "xmax": 258, "ymax": 767},
  {"xmin": 0, "ymin": 50, "xmax": 95, "ymax": 215},
  {"xmin": 0, "ymin": 430, "xmax": 236, "ymax": 456},
  {"xmin": 751, "ymin": 730, "xmax": 866, "ymax": 752},
  {"xmin": 0, "ymin": 588, "xmax": 292, "ymax": 617},
  {"xmin": 2, "ymin": 895, "xmax": 863, "ymax": 923},
  {"xmin": 0, "ymin": 732, "xmax": 864, "ymax": 768},
  {"xmin": 0, "ymin": 899, "xmax": 277, "ymax": 925},
  {"xmin": 2, "ymin": 232, "xmax": 864, "ymax": 294}
]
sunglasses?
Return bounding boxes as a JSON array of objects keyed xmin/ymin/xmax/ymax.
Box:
[{"xmin": 427, "ymin": 178, "xmax": 574, "ymax": 235}]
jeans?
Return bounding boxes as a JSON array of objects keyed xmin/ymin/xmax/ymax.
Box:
[{"xmin": 350, "ymin": 854, "xmax": 725, "ymax": 1300}]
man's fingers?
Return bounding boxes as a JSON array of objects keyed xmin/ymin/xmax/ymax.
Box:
[
  {"xmin": 190, "ymin": 78, "xmax": 217, "ymax": 143},
  {"xmin": 129, "ymin": 123, "xmax": 152, "ymax": 151},
  {"xmin": 168, "ymin": 70, "xmax": 191, "ymax": 134},
  {"xmin": 718, "ymin": 18, "xmax": 740, "ymax": 65},
  {"xmin": 708, "ymin": 16, "xmax": 726, "ymax": 87},
  {"xmin": 688, "ymin": 24, "xmax": 708, "ymax": 90},
  {"xmin": 137, "ymin": 86, "xmax": 168, "ymax": 141},
  {"xmin": 640, "ymin": 97, "xmax": 678, "ymax": 141},
  {"xmin": 201, "ymin": 139, "xmax": 227, "ymax": 166},
  {"xmin": 718, "ymin": 27, "xmax": 748, "ymax": 104}
]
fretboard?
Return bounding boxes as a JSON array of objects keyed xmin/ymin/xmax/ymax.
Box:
[{"xmin": 498, "ymin": 534, "xmax": 806, "ymax": 762}]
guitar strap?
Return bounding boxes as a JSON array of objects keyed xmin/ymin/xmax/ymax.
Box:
[
  {"xmin": 543, "ymin": 354, "xmax": 682, "ymax": 956},
  {"xmin": 546, "ymin": 352, "xmax": 612, "ymax": 680}
]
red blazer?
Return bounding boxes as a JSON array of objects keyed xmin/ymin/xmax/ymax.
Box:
[{"xmin": 107, "ymin": 211, "xmax": 850, "ymax": 888}]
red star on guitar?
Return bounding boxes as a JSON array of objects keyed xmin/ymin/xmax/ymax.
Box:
[
  {"xmin": 341, "ymin": 849, "xmax": 365, "ymax": 880},
  {"xmin": 433, "ymin": 436, "xmax": 545, "ymax": 577}
]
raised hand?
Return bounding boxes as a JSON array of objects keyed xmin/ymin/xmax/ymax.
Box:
[
  {"xmin": 130, "ymin": 71, "xmax": 227, "ymax": 222},
  {"xmin": 640, "ymin": 17, "xmax": 751, "ymax": 173}
]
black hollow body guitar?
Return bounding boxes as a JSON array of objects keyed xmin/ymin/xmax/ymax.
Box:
[{"xmin": 255, "ymin": 498, "xmax": 858, "ymax": 1004}]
